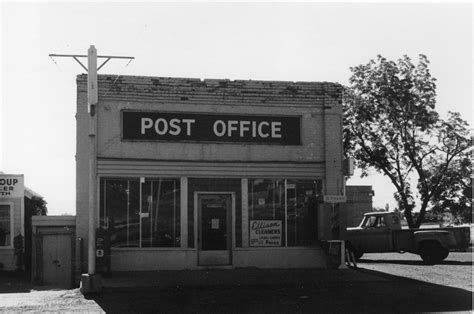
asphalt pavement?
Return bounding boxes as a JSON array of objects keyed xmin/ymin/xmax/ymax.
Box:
[{"xmin": 0, "ymin": 253, "xmax": 472, "ymax": 313}]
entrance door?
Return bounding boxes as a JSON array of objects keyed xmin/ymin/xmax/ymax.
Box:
[
  {"xmin": 42, "ymin": 234, "xmax": 72, "ymax": 288},
  {"xmin": 198, "ymin": 193, "xmax": 232, "ymax": 266}
]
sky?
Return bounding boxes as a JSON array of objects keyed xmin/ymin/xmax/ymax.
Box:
[{"xmin": 1, "ymin": 2, "xmax": 472, "ymax": 215}]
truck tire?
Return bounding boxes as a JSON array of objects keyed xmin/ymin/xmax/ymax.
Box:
[
  {"xmin": 419, "ymin": 241, "xmax": 448, "ymax": 265},
  {"xmin": 354, "ymin": 250, "xmax": 363, "ymax": 260}
]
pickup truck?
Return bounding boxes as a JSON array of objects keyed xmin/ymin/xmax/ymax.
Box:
[{"xmin": 343, "ymin": 212, "xmax": 471, "ymax": 264}]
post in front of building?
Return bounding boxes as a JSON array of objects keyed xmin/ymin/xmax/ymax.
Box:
[
  {"xmin": 87, "ymin": 45, "xmax": 98, "ymax": 277},
  {"xmin": 49, "ymin": 46, "xmax": 134, "ymax": 293}
]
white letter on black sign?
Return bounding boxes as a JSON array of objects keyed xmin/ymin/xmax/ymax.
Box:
[
  {"xmin": 169, "ymin": 119, "xmax": 181, "ymax": 135},
  {"xmin": 213, "ymin": 120, "xmax": 226, "ymax": 137},
  {"xmin": 228, "ymin": 120, "xmax": 238, "ymax": 137},
  {"xmin": 181, "ymin": 119, "xmax": 195, "ymax": 136},
  {"xmin": 272, "ymin": 122, "xmax": 282, "ymax": 138},
  {"xmin": 240, "ymin": 121, "xmax": 250, "ymax": 137},
  {"xmin": 258, "ymin": 121, "xmax": 270, "ymax": 138},
  {"xmin": 154, "ymin": 118, "xmax": 168, "ymax": 135},
  {"xmin": 141, "ymin": 118, "xmax": 153, "ymax": 134}
]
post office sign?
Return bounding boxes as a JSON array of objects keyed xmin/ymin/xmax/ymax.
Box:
[{"xmin": 122, "ymin": 111, "xmax": 301, "ymax": 145}]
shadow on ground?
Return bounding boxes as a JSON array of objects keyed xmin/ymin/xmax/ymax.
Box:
[
  {"xmin": 360, "ymin": 259, "xmax": 473, "ymax": 266},
  {"xmin": 0, "ymin": 271, "xmax": 75, "ymax": 293},
  {"xmin": 0, "ymin": 271, "xmax": 32, "ymax": 293},
  {"xmin": 86, "ymin": 269, "xmax": 473, "ymax": 313}
]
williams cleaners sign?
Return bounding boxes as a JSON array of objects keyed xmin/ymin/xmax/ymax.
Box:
[{"xmin": 122, "ymin": 111, "xmax": 301, "ymax": 145}]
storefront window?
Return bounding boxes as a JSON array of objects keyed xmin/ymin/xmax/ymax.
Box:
[
  {"xmin": 100, "ymin": 178, "xmax": 180, "ymax": 248},
  {"xmin": 248, "ymin": 179, "xmax": 286, "ymax": 247},
  {"xmin": 0, "ymin": 204, "xmax": 12, "ymax": 247},
  {"xmin": 286, "ymin": 179, "xmax": 320, "ymax": 246},
  {"xmin": 248, "ymin": 179, "xmax": 321, "ymax": 247}
]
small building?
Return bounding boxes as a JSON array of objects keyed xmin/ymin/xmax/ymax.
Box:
[
  {"xmin": 76, "ymin": 74, "xmax": 345, "ymax": 271},
  {"xmin": 31, "ymin": 215, "xmax": 76, "ymax": 288},
  {"xmin": 342, "ymin": 185, "xmax": 374, "ymax": 229},
  {"xmin": 0, "ymin": 174, "xmax": 25, "ymax": 271}
]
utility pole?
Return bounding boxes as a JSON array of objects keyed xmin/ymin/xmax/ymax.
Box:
[{"xmin": 49, "ymin": 46, "xmax": 133, "ymax": 292}]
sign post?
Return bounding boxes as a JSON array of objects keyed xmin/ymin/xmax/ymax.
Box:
[{"xmin": 323, "ymin": 195, "xmax": 346, "ymax": 240}]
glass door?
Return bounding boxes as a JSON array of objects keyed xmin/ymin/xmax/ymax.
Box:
[{"xmin": 198, "ymin": 193, "xmax": 232, "ymax": 266}]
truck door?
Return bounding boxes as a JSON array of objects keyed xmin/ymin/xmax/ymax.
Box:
[{"xmin": 358, "ymin": 215, "xmax": 392, "ymax": 253}]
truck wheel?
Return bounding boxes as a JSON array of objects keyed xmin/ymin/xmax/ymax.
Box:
[
  {"xmin": 439, "ymin": 249, "xmax": 449, "ymax": 261},
  {"xmin": 354, "ymin": 250, "xmax": 363, "ymax": 260},
  {"xmin": 419, "ymin": 242, "xmax": 448, "ymax": 265}
]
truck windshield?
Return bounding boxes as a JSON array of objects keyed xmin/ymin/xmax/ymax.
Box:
[
  {"xmin": 361, "ymin": 216, "xmax": 377, "ymax": 228},
  {"xmin": 361, "ymin": 215, "xmax": 387, "ymax": 228}
]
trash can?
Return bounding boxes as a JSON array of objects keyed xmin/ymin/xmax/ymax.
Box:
[{"xmin": 325, "ymin": 240, "xmax": 346, "ymax": 269}]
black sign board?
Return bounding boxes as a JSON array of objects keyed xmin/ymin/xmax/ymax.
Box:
[{"xmin": 122, "ymin": 111, "xmax": 301, "ymax": 145}]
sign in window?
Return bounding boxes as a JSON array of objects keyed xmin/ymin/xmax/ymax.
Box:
[{"xmin": 249, "ymin": 220, "xmax": 282, "ymax": 247}]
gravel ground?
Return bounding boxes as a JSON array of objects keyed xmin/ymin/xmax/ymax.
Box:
[
  {"xmin": 358, "ymin": 251, "xmax": 473, "ymax": 291},
  {"xmin": 0, "ymin": 289, "xmax": 104, "ymax": 313}
]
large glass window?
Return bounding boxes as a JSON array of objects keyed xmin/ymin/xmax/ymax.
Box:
[
  {"xmin": 100, "ymin": 178, "xmax": 180, "ymax": 248},
  {"xmin": 248, "ymin": 179, "xmax": 286, "ymax": 247},
  {"xmin": 248, "ymin": 179, "xmax": 321, "ymax": 247},
  {"xmin": 0, "ymin": 204, "xmax": 12, "ymax": 247},
  {"xmin": 286, "ymin": 180, "xmax": 320, "ymax": 246}
]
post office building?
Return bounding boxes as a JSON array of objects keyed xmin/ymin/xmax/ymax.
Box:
[{"xmin": 76, "ymin": 74, "xmax": 344, "ymax": 271}]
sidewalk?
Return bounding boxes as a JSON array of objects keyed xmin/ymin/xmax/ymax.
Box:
[{"xmin": 100, "ymin": 267, "xmax": 387, "ymax": 291}]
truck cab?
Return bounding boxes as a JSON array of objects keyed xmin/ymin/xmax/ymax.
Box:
[
  {"xmin": 354, "ymin": 212, "xmax": 402, "ymax": 231},
  {"xmin": 345, "ymin": 212, "xmax": 399, "ymax": 255}
]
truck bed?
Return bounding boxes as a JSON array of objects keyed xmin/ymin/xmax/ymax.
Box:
[{"xmin": 393, "ymin": 226, "xmax": 470, "ymax": 253}]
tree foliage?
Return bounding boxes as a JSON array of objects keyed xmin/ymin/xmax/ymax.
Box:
[
  {"xmin": 25, "ymin": 196, "xmax": 48, "ymax": 216},
  {"xmin": 343, "ymin": 55, "xmax": 471, "ymax": 228},
  {"xmin": 430, "ymin": 147, "xmax": 472, "ymax": 224}
]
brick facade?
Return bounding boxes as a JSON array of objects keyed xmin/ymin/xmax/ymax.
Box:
[{"xmin": 76, "ymin": 74, "xmax": 344, "ymax": 270}]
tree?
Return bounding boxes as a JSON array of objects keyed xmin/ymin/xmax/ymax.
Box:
[
  {"xmin": 25, "ymin": 196, "xmax": 48, "ymax": 216},
  {"xmin": 430, "ymin": 146, "xmax": 472, "ymax": 224},
  {"xmin": 343, "ymin": 54, "xmax": 471, "ymax": 228}
]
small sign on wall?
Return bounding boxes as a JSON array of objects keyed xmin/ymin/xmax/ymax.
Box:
[
  {"xmin": 249, "ymin": 220, "xmax": 282, "ymax": 247},
  {"xmin": 0, "ymin": 174, "xmax": 24, "ymax": 198},
  {"xmin": 323, "ymin": 195, "xmax": 347, "ymax": 203}
]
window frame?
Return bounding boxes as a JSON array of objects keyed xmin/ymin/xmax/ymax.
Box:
[
  {"xmin": 247, "ymin": 178, "xmax": 321, "ymax": 248},
  {"xmin": 0, "ymin": 202, "xmax": 14, "ymax": 249},
  {"xmin": 99, "ymin": 176, "xmax": 181, "ymax": 249}
]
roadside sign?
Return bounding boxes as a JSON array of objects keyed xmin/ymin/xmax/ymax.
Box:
[
  {"xmin": 323, "ymin": 195, "xmax": 346, "ymax": 203},
  {"xmin": 0, "ymin": 174, "xmax": 24, "ymax": 198}
]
